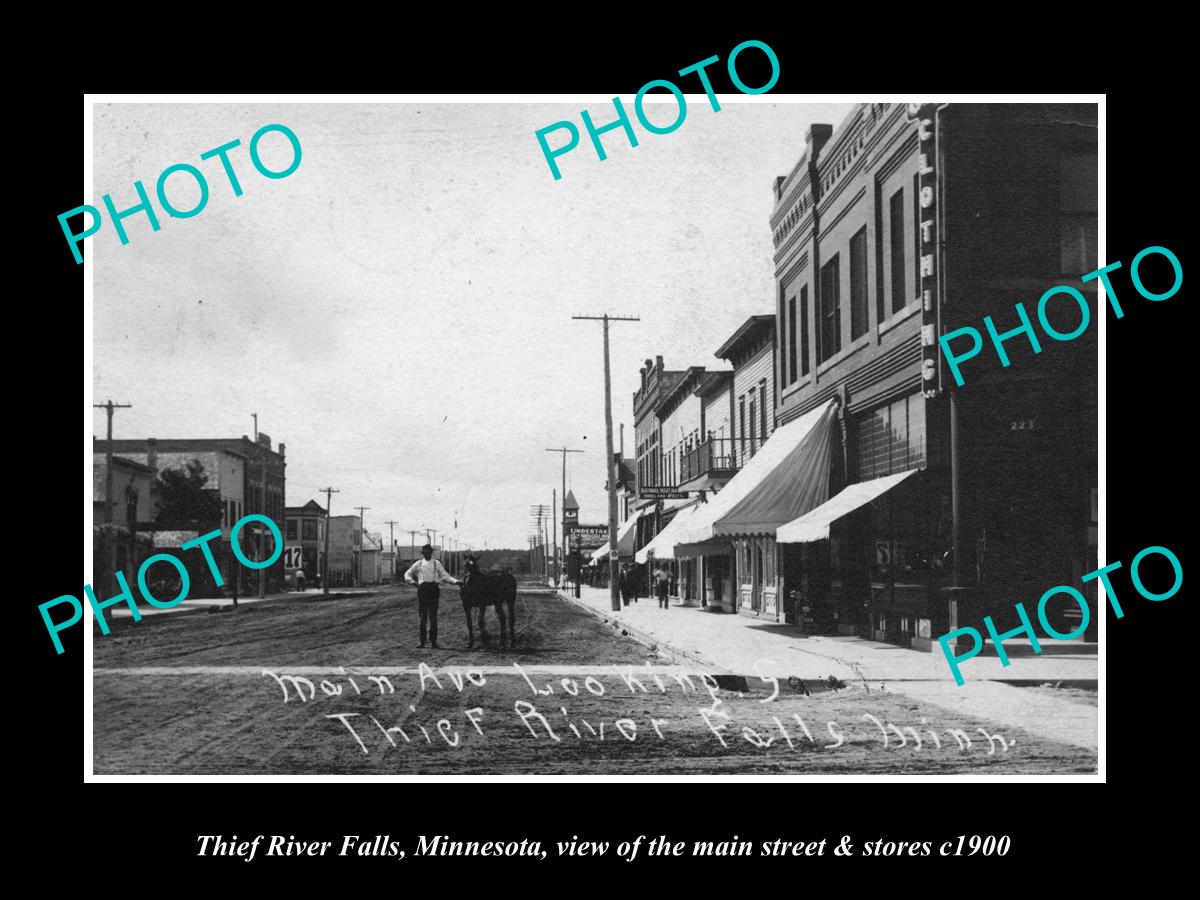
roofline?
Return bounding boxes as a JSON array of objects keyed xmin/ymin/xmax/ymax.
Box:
[
  {"xmin": 714, "ymin": 315, "xmax": 775, "ymax": 360},
  {"xmin": 659, "ymin": 365, "xmax": 707, "ymax": 411}
]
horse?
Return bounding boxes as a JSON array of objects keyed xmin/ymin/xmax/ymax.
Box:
[{"xmin": 459, "ymin": 556, "xmax": 518, "ymax": 649}]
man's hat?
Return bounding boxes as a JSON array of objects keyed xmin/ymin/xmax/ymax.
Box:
[{"xmin": 421, "ymin": 543, "xmax": 433, "ymax": 553}]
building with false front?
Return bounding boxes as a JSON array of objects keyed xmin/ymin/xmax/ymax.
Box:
[
  {"xmin": 94, "ymin": 434, "xmax": 288, "ymax": 593},
  {"xmin": 636, "ymin": 316, "xmax": 776, "ymax": 612},
  {"xmin": 326, "ymin": 515, "xmax": 361, "ymax": 587},
  {"xmin": 761, "ymin": 101, "xmax": 1098, "ymax": 646},
  {"xmin": 92, "ymin": 454, "xmax": 156, "ymax": 593},
  {"xmin": 284, "ymin": 500, "xmax": 327, "ymax": 586}
]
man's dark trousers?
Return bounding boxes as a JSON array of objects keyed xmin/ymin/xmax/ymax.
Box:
[{"xmin": 418, "ymin": 582, "xmax": 440, "ymax": 645}]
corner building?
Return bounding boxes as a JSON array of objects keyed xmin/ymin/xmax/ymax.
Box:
[{"xmin": 771, "ymin": 103, "xmax": 1098, "ymax": 647}]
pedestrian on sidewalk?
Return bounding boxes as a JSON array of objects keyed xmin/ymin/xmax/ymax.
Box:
[
  {"xmin": 654, "ymin": 565, "xmax": 671, "ymax": 609},
  {"xmin": 619, "ymin": 563, "xmax": 633, "ymax": 607},
  {"xmin": 404, "ymin": 544, "xmax": 459, "ymax": 649}
]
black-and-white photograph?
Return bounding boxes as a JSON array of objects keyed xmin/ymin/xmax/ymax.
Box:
[{"xmin": 86, "ymin": 97, "xmax": 1099, "ymax": 776}]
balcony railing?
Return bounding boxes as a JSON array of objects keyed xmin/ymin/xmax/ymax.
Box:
[{"xmin": 678, "ymin": 437, "xmax": 758, "ymax": 485}]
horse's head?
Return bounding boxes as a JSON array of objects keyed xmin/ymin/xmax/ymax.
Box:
[{"xmin": 463, "ymin": 555, "xmax": 479, "ymax": 581}]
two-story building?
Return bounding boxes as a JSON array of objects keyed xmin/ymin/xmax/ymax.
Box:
[
  {"xmin": 284, "ymin": 500, "xmax": 326, "ymax": 586},
  {"xmin": 766, "ymin": 102, "xmax": 1097, "ymax": 647},
  {"xmin": 93, "ymin": 434, "xmax": 288, "ymax": 593},
  {"xmin": 326, "ymin": 515, "xmax": 361, "ymax": 587},
  {"xmin": 92, "ymin": 454, "xmax": 157, "ymax": 593},
  {"xmin": 643, "ymin": 316, "xmax": 779, "ymax": 614}
]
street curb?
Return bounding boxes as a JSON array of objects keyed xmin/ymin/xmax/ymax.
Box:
[{"xmin": 555, "ymin": 589, "xmax": 718, "ymax": 670}]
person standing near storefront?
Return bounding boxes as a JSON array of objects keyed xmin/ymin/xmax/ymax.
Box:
[
  {"xmin": 404, "ymin": 543, "xmax": 459, "ymax": 649},
  {"xmin": 654, "ymin": 565, "xmax": 671, "ymax": 609},
  {"xmin": 619, "ymin": 564, "xmax": 635, "ymax": 606}
]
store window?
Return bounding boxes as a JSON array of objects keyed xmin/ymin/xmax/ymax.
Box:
[
  {"xmin": 787, "ymin": 295, "xmax": 797, "ymax": 385},
  {"xmin": 820, "ymin": 254, "xmax": 841, "ymax": 362},
  {"xmin": 856, "ymin": 393, "xmax": 927, "ymax": 480},
  {"xmin": 889, "ymin": 187, "xmax": 907, "ymax": 314},
  {"xmin": 850, "ymin": 226, "xmax": 869, "ymax": 340},
  {"xmin": 1060, "ymin": 151, "xmax": 1097, "ymax": 276},
  {"xmin": 749, "ymin": 390, "xmax": 758, "ymax": 455},
  {"xmin": 800, "ymin": 286, "xmax": 810, "ymax": 376},
  {"xmin": 759, "ymin": 378, "xmax": 769, "ymax": 440}
]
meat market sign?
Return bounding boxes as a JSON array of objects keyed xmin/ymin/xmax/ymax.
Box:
[
  {"xmin": 908, "ymin": 102, "xmax": 942, "ymax": 399},
  {"xmin": 637, "ymin": 485, "xmax": 688, "ymax": 500}
]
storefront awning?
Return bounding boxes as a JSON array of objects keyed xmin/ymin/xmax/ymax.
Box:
[
  {"xmin": 776, "ymin": 468, "xmax": 920, "ymax": 544},
  {"xmin": 634, "ymin": 504, "xmax": 700, "ymax": 563},
  {"xmin": 673, "ymin": 539, "xmax": 734, "ymax": 559},
  {"xmin": 669, "ymin": 399, "xmax": 837, "ymax": 548},
  {"xmin": 589, "ymin": 513, "xmax": 640, "ymax": 563}
]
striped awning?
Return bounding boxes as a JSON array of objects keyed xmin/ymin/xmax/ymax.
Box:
[
  {"xmin": 668, "ymin": 399, "xmax": 837, "ymax": 548},
  {"xmin": 634, "ymin": 505, "xmax": 700, "ymax": 563},
  {"xmin": 589, "ymin": 513, "xmax": 640, "ymax": 563},
  {"xmin": 777, "ymin": 468, "xmax": 920, "ymax": 543}
]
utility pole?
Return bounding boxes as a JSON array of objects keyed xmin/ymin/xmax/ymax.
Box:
[
  {"xmin": 573, "ymin": 313, "xmax": 639, "ymax": 612},
  {"xmin": 409, "ymin": 530, "xmax": 419, "ymax": 572},
  {"xmin": 94, "ymin": 400, "xmax": 132, "ymax": 597},
  {"xmin": 545, "ymin": 447, "xmax": 583, "ymax": 586},
  {"xmin": 354, "ymin": 506, "xmax": 370, "ymax": 587},
  {"xmin": 530, "ymin": 504, "xmax": 550, "ymax": 581},
  {"xmin": 384, "ymin": 520, "xmax": 398, "ymax": 581},
  {"xmin": 320, "ymin": 487, "xmax": 339, "ymax": 595},
  {"xmin": 258, "ymin": 445, "xmax": 268, "ymax": 599}
]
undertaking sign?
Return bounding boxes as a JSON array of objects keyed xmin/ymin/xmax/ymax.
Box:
[{"xmin": 568, "ymin": 524, "xmax": 607, "ymax": 551}]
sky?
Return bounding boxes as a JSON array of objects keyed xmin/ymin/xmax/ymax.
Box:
[{"xmin": 90, "ymin": 99, "xmax": 855, "ymax": 549}]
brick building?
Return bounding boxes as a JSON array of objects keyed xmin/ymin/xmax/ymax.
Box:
[
  {"xmin": 284, "ymin": 500, "xmax": 326, "ymax": 586},
  {"xmin": 766, "ymin": 102, "xmax": 1098, "ymax": 645},
  {"xmin": 93, "ymin": 434, "xmax": 288, "ymax": 593}
]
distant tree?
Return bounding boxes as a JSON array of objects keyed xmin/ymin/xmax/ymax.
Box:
[{"xmin": 154, "ymin": 459, "xmax": 224, "ymax": 529}]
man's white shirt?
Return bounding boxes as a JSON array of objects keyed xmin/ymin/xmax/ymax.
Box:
[{"xmin": 405, "ymin": 558, "xmax": 457, "ymax": 585}]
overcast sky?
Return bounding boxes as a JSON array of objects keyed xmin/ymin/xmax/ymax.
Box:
[{"xmin": 90, "ymin": 99, "xmax": 855, "ymax": 549}]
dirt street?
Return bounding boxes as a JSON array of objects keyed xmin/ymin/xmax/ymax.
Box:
[{"xmin": 92, "ymin": 584, "xmax": 1097, "ymax": 775}]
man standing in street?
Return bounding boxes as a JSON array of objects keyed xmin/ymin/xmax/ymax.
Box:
[{"xmin": 404, "ymin": 543, "xmax": 459, "ymax": 649}]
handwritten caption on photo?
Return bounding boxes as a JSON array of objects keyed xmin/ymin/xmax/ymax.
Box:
[{"xmin": 264, "ymin": 662, "xmax": 1015, "ymax": 757}]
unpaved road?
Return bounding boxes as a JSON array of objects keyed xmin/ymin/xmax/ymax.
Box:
[{"xmin": 93, "ymin": 584, "xmax": 1096, "ymax": 775}]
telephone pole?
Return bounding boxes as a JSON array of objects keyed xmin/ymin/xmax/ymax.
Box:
[
  {"xmin": 384, "ymin": 520, "xmax": 399, "ymax": 581},
  {"xmin": 354, "ymin": 506, "xmax": 370, "ymax": 587},
  {"xmin": 530, "ymin": 504, "xmax": 550, "ymax": 580},
  {"xmin": 320, "ymin": 487, "xmax": 339, "ymax": 595},
  {"xmin": 573, "ymin": 313, "xmax": 639, "ymax": 612},
  {"xmin": 545, "ymin": 447, "xmax": 583, "ymax": 586},
  {"xmin": 94, "ymin": 400, "xmax": 132, "ymax": 597}
]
